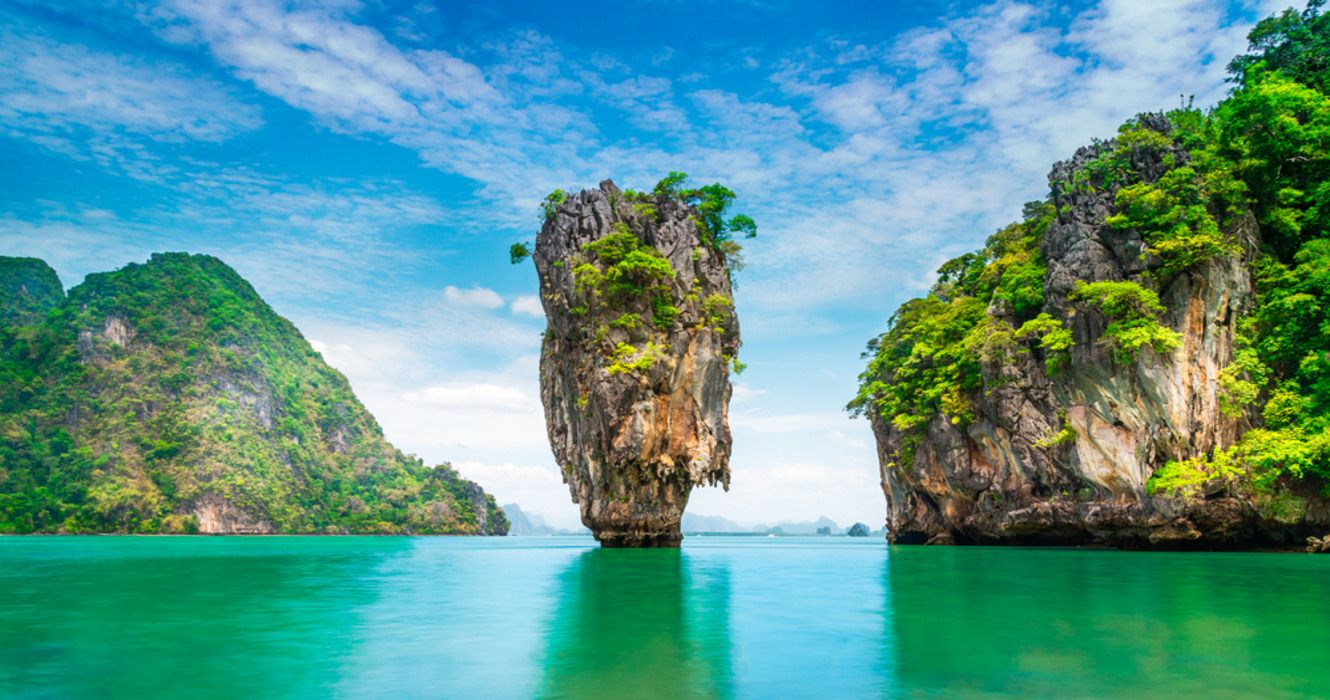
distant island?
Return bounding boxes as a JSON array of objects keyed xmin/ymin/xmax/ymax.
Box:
[
  {"xmin": 501, "ymin": 503, "xmax": 589, "ymax": 536},
  {"xmin": 0, "ymin": 254, "xmax": 507, "ymax": 535},
  {"xmin": 499, "ymin": 506, "xmax": 884, "ymax": 538},
  {"xmin": 681, "ymin": 513, "xmax": 882, "ymax": 537}
]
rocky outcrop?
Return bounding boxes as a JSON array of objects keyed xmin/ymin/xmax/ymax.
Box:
[
  {"xmin": 191, "ymin": 492, "xmax": 274, "ymax": 534},
  {"xmin": 871, "ymin": 117, "xmax": 1329, "ymax": 548},
  {"xmin": 534, "ymin": 181, "xmax": 739, "ymax": 547}
]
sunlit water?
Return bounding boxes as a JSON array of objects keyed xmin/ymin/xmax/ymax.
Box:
[{"xmin": 1, "ymin": 536, "xmax": 1328, "ymax": 698}]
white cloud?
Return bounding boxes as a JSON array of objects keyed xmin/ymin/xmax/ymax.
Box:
[
  {"xmin": 731, "ymin": 411, "xmax": 847, "ymax": 434},
  {"xmin": 689, "ymin": 458, "xmax": 884, "ymax": 527},
  {"xmin": 730, "ymin": 383, "xmax": 767, "ymax": 402},
  {"xmin": 402, "ymin": 383, "xmax": 533, "ymax": 411},
  {"xmin": 443, "ymin": 285, "xmax": 505, "ymax": 309},
  {"xmin": 306, "ymin": 335, "xmax": 420, "ymax": 383},
  {"xmin": 451, "ymin": 460, "xmax": 578, "ymax": 528},
  {"xmin": 27, "ymin": 171, "xmax": 455, "ymax": 320},
  {"xmin": 0, "ymin": 215, "xmax": 154, "ymax": 290},
  {"xmin": 812, "ymin": 72, "xmax": 906, "ymax": 132},
  {"xmin": 510, "ymin": 295, "xmax": 544, "ymax": 317},
  {"xmin": 20, "ymin": 0, "xmax": 1279, "ymax": 323},
  {"xmin": 144, "ymin": 0, "xmax": 582, "ymax": 219},
  {"xmin": 731, "ymin": 0, "xmax": 1272, "ymax": 318},
  {"xmin": 150, "ymin": 0, "xmax": 503, "ymax": 128},
  {"xmin": 0, "ymin": 24, "xmax": 261, "ymax": 173},
  {"xmin": 114, "ymin": 0, "xmax": 1274, "ymax": 333}
]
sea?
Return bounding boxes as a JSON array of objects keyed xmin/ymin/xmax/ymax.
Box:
[{"xmin": 1, "ymin": 536, "xmax": 1327, "ymax": 698}]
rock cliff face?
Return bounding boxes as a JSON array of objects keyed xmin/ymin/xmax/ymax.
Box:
[
  {"xmin": 534, "ymin": 181, "xmax": 739, "ymax": 547},
  {"xmin": 865, "ymin": 117, "xmax": 1329, "ymax": 548}
]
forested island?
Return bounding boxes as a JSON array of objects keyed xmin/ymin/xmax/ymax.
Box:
[
  {"xmin": 852, "ymin": 4, "xmax": 1330, "ymax": 548},
  {"xmin": 0, "ymin": 254, "xmax": 507, "ymax": 534}
]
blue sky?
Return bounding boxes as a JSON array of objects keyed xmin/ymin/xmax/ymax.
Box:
[{"xmin": 1, "ymin": 0, "xmax": 1288, "ymax": 527}]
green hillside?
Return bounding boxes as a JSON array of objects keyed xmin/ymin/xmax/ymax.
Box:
[{"xmin": 0, "ymin": 253, "xmax": 508, "ymax": 535}]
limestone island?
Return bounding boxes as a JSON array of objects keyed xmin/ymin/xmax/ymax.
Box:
[
  {"xmin": 514, "ymin": 174, "xmax": 755, "ymax": 547},
  {"xmin": 851, "ymin": 11, "xmax": 1330, "ymax": 548}
]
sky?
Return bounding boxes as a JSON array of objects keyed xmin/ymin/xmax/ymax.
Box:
[{"xmin": 0, "ymin": 0, "xmax": 1292, "ymax": 529}]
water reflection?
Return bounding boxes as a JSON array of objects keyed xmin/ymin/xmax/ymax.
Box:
[
  {"xmin": 540, "ymin": 548, "xmax": 733, "ymax": 699},
  {"xmin": 333, "ymin": 537, "xmax": 579, "ymax": 697},
  {"xmin": 7, "ymin": 537, "xmax": 1323, "ymax": 699},
  {"xmin": 886, "ymin": 546, "xmax": 1330, "ymax": 698}
]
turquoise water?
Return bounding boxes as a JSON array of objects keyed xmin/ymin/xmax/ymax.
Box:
[{"xmin": 1, "ymin": 537, "xmax": 1328, "ymax": 699}]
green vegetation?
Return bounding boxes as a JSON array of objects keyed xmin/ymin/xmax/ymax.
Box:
[
  {"xmin": 632, "ymin": 172, "xmax": 759, "ymax": 275},
  {"xmin": 1065, "ymin": 115, "xmax": 1246, "ymax": 279},
  {"xmin": 848, "ymin": 202, "xmax": 1060, "ymax": 465},
  {"xmin": 513, "ymin": 172, "xmax": 757, "ymax": 278},
  {"xmin": 857, "ymin": 1, "xmax": 1330, "ymax": 497},
  {"xmin": 1014, "ymin": 313, "xmax": 1073, "ymax": 373},
  {"xmin": 1107, "ymin": 164, "xmax": 1243, "ymax": 278},
  {"xmin": 573, "ymin": 226, "xmax": 680, "ymax": 334},
  {"xmin": 541, "ymin": 188, "xmax": 569, "ymax": 221},
  {"xmin": 850, "ymin": 294, "xmax": 987, "ymax": 437},
  {"xmin": 606, "ymin": 342, "xmax": 662, "ymax": 376},
  {"xmin": 653, "ymin": 171, "xmax": 689, "ymax": 195},
  {"xmin": 0, "ymin": 253, "xmax": 508, "ymax": 534},
  {"xmin": 700, "ymin": 293, "xmax": 732, "ymax": 332},
  {"xmin": 0, "ymin": 258, "xmax": 64, "ymax": 326},
  {"xmin": 1034, "ymin": 413, "xmax": 1077, "ymax": 449},
  {"xmin": 516, "ymin": 172, "xmax": 753, "ymax": 378},
  {"xmin": 1229, "ymin": 0, "xmax": 1330, "ymax": 93},
  {"xmin": 610, "ymin": 312, "xmax": 641, "ymax": 330},
  {"xmin": 1067, "ymin": 281, "xmax": 1181, "ymax": 363},
  {"xmin": 1149, "ymin": 3, "xmax": 1330, "ymax": 495}
]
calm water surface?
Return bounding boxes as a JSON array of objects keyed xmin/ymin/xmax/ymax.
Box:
[{"xmin": 1, "ymin": 536, "xmax": 1327, "ymax": 699}]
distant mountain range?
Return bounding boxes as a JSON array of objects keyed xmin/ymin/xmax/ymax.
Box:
[
  {"xmin": 682, "ymin": 513, "xmax": 863, "ymax": 536},
  {"xmin": 502, "ymin": 503, "xmax": 882, "ymax": 537},
  {"xmin": 501, "ymin": 503, "xmax": 589, "ymax": 536}
]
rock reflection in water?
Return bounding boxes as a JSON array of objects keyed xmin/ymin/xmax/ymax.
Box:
[
  {"xmin": 541, "ymin": 547, "xmax": 732, "ymax": 699},
  {"xmin": 886, "ymin": 546, "xmax": 1330, "ymax": 698}
]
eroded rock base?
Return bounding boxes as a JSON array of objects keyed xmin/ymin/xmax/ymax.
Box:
[{"xmin": 889, "ymin": 494, "xmax": 1330, "ymax": 550}]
